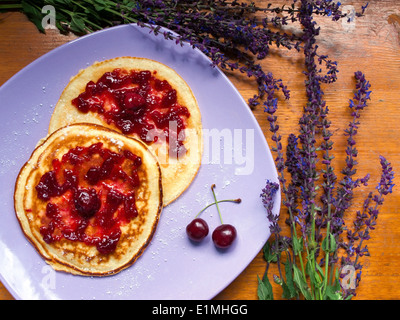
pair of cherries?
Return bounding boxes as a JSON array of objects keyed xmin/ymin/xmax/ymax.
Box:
[{"xmin": 186, "ymin": 184, "xmax": 240, "ymax": 249}]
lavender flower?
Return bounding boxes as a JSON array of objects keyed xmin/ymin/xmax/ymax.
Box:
[
  {"xmin": 377, "ymin": 156, "xmax": 395, "ymax": 196},
  {"xmin": 261, "ymin": 180, "xmax": 280, "ymax": 235}
]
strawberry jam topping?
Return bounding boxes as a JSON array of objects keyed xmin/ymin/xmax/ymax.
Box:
[
  {"xmin": 35, "ymin": 142, "xmax": 142, "ymax": 255},
  {"xmin": 71, "ymin": 68, "xmax": 190, "ymax": 158}
]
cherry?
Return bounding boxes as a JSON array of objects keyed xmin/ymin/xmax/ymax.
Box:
[
  {"xmin": 85, "ymin": 166, "xmax": 101, "ymax": 185},
  {"xmin": 161, "ymin": 89, "xmax": 177, "ymax": 107},
  {"xmin": 35, "ymin": 170, "xmax": 65, "ymax": 201},
  {"xmin": 186, "ymin": 184, "xmax": 240, "ymax": 247},
  {"xmin": 96, "ymin": 228, "xmax": 121, "ymax": 255},
  {"xmin": 210, "ymin": 184, "xmax": 237, "ymax": 249},
  {"xmin": 74, "ymin": 188, "xmax": 101, "ymax": 219},
  {"xmin": 123, "ymin": 92, "xmax": 145, "ymax": 110},
  {"xmin": 186, "ymin": 218, "xmax": 209, "ymax": 242},
  {"xmin": 212, "ymin": 224, "xmax": 237, "ymax": 249}
]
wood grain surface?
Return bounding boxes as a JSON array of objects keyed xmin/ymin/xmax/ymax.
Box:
[{"xmin": 1, "ymin": 0, "xmax": 399, "ymax": 300}]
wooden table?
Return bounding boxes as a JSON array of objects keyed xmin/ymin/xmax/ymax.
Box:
[{"xmin": 1, "ymin": 1, "xmax": 399, "ymax": 300}]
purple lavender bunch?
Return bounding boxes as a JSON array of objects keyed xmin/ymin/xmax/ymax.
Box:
[
  {"xmin": 261, "ymin": 69, "xmax": 394, "ymax": 300},
  {"xmin": 258, "ymin": 1, "xmax": 393, "ymax": 300}
]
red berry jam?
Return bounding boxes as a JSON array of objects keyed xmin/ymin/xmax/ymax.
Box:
[
  {"xmin": 71, "ymin": 68, "xmax": 190, "ymax": 158},
  {"xmin": 35, "ymin": 142, "xmax": 142, "ymax": 255}
]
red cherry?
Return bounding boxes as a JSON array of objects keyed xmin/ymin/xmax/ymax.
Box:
[
  {"xmin": 123, "ymin": 92, "xmax": 145, "ymax": 110},
  {"xmin": 186, "ymin": 218, "xmax": 209, "ymax": 242},
  {"xmin": 187, "ymin": 184, "xmax": 241, "ymax": 247},
  {"xmin": 73, "ymin": 188, "xmax": 100, "ymax": 219},
  {"xmin": 212, "ymin": 224, "xmax": 237, "ymax": 249},
  {"xmin": 161, "ymin": 89, "xmax": 177, "ymax": 107},
  {"xmin": 96, "ymin": 228, "xmax": 121, "ymax": 255}
]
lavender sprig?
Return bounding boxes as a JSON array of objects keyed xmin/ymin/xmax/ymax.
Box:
[
  {"xmin": 329, "ymin": 71, "xmax": 371, "ymax": 255},
  {"xmin": 260, "ymin": 180, "xmax": 294, "ymax": 300},
  {"xmin": 340, "ymin": 156, "xmax": 394, "ymax": 298}
]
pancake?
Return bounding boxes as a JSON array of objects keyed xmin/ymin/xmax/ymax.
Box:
[
  {"xmin": 14, "ymin": 124, "xmax": 163, "ymax": 276},
  {"xmin": 49, "ymin": 57, "xmax": 202, "ymax": 206}
]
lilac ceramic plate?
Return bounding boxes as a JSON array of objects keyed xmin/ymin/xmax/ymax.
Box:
[{"xmin": 0, "ymin": 24, "xmax": 280, "ymax": 300}]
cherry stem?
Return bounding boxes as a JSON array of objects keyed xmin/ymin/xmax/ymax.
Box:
[
  {"xmin": 211, "ymin": 184, "xmax": 224, "ymax": 224},
  {"xmin": 194, "ymin": 198, "xmax": 241, "ymax": 218}
]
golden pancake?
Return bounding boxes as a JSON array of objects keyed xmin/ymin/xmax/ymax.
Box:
[
  {"xmin": 49, "ymin": 57, "xmax": 202, "ymax": 206},
  {"xmin": 14, "ymin": 124, "xmax": 163, "ymax": 276}
]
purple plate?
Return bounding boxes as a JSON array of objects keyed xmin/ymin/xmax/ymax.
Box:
[{"xmin": 0, "ymin": 24, "xmax": 280, "ymax": 300}]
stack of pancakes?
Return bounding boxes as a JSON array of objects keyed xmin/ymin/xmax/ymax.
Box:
[{"xmin": 14, "ymin": 57, "xmax": 202, "ymax": 276}]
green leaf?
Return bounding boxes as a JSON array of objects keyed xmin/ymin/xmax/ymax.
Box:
[
  {"xmin": 322, "ymin": 233, "xmax": 337, "ymax": 253},
  {"xmin": 322, "ymin": 267, "xmax": 344, "ymax": 300},
  {"xmin": 69, "ymin": 13, "xmax": 86, "ymax": 34},
  {"xmin": 47, "ymin": 0, "xmax": 73, "ymax": 6},
  {"xmin": 293, "ymin": 264, "xmax": 312, "ymax": 300},
  {"xmin": 263, "ymin": 241, "xmax": 277, "ymax": 263},
  {"xmin": 21, "ymin": 0, "xmax": 45, "ymax": 33},
  {"xmin": 325, "ymin": 279, "xmax": 344, "ymax": 300},
  {"xmin": 283, "ymin": 260, "xmax": 297, "ymax": 299},
  {"xmin": 316, "ymin": 262, "xmax": 325, "ymax": 278},
  {"xmin": 280, "ymin": 279, "xmax": 292, "ymax": 299},
  {"xmin": 306, "ymin": 259, "xmax": 323, "ymax": 291},
  {"xmin": 257, "ymin": 275, "xmax": 274, "ymax": 300},
  {"xmin": 93, "ymin": 0, "xmax": 106, "ymax": 11},
  {"xmin": 292, "ymin": 236, "xmax": 303, "ymax": 256}
]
